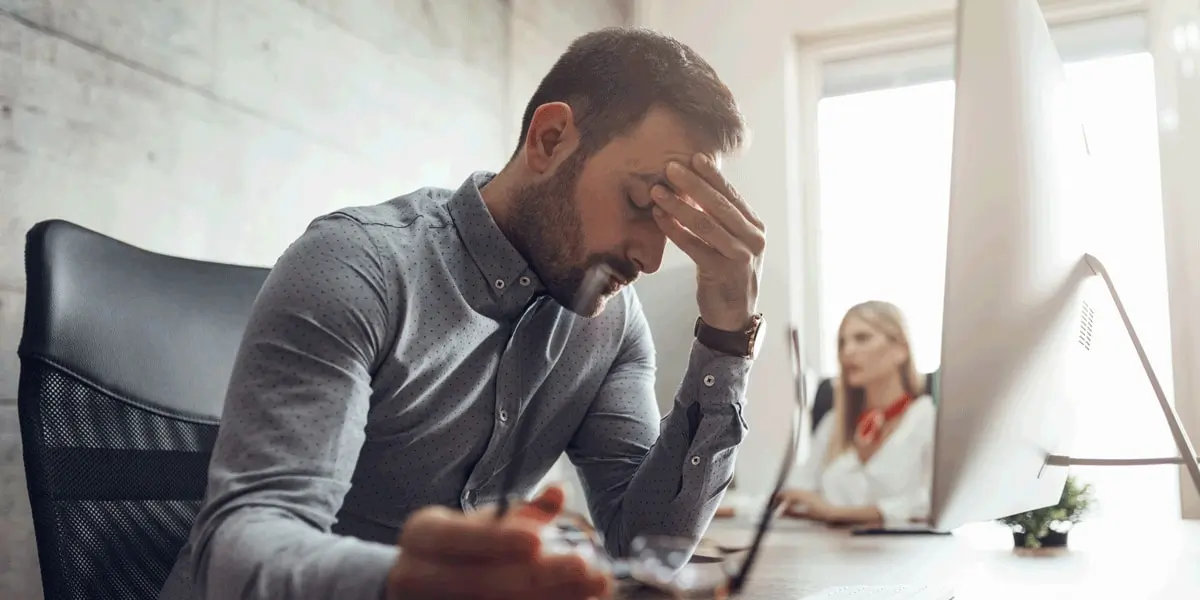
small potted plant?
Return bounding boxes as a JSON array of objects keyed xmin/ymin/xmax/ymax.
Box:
[{"xmin": 998, "ymin": 475, "xmax": 1095, "ymax": 550}]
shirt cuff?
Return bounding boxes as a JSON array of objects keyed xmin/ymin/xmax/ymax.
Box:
[{"xmin": 682, "ymin": 339, "xmax": 754, "ymax": 413}]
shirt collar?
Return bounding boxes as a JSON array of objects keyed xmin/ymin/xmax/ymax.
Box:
[{"xmin": 446, "ymin": 172, "xmax": 544, "ymax": 315}]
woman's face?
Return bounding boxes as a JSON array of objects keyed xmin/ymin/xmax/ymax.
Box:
[{"xmin": 838, "ymin": 315, "xmax": 905, "ymax": 389}]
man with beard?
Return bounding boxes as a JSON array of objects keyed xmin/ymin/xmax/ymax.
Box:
[{"xmin": 160, "ymin": 26, "xmax": 766, "ymax": 600}]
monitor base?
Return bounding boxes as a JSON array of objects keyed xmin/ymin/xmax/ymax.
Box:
[{"xmin": 1043, "ymin": 254, "xmax": 1200, "ymax": 498}]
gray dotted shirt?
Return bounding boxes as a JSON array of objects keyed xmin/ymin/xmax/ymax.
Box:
[{"xmin": 159, "ymin": 172, "xmax": 753, "ymax": 600}]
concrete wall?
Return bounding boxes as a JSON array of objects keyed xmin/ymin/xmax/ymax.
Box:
[{"xmin": 0, "ymin": 1, "xmax": 629, "ymax": 597}]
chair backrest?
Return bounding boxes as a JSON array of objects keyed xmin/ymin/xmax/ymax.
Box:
[
  {"xmin": 17, "ymin": 220, "xmax": 269, "ymax": 600},
  {"xmin": 810, "ymin": 371, "xmax": 939, "ymax": 432}
]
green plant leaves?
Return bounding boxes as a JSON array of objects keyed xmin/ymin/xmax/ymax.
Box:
[{"xmin": 997, "ymin": 475, "xmax": 1096, "ymax": 548}]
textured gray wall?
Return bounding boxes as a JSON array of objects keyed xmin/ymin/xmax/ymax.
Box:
[{"xmin": 0, "ymin": 1, "xmax": 630, "ymax": 597}]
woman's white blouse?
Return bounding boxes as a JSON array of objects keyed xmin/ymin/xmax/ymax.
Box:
[{"xmin": 790, "ymin": 395, "xmax": 936, "ymax": 527}]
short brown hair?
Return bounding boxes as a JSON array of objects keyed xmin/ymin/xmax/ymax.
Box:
[{"xmin": 513, "ymin": 27, "xmax": 746, "ymax": 159}]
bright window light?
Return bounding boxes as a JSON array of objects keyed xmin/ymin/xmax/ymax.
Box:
[{"xmin": 815, "ymin": 51, "xmax": 1177, "ymax": 521}]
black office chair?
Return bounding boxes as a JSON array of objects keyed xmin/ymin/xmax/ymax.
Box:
[
  {"xmin": 810, "ymin": 371, "xmax": 939, "ymax": 432},
  {"xmin": 17, "ymin": 220, "xmax": 270, "ymax": 600}
]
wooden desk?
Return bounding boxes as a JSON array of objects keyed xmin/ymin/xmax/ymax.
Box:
[{"xmin": 628, "ymin": 518, "xmax": 1200, "ymax": 598}]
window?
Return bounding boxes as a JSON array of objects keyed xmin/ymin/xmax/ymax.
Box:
[
  {"xmin": 813, "ymin": 16, "xmax": 1178, "ymax": 520},
  {"xmin": 815, "ymin": 78, "xmax": 954, "ymax": 377}
]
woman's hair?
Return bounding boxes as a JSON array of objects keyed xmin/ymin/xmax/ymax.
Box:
[{"xmin": 825, "ymin": 300, "xmax": 926, "ymax": 464}]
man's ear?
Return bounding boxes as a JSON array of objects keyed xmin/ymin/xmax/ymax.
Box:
[{"xmin": 521, "ymin": 102, "xmax": 579, "ymax": 175}]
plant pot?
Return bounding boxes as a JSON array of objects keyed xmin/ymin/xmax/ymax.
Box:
[{"xmin": 1012, "ymin": 530, "xmax": 1069, "ymax": 549}]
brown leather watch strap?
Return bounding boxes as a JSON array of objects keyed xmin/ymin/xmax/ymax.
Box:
[{"xmin": 693, "ymin": 314, "xmax": 764, "ymax": 358}]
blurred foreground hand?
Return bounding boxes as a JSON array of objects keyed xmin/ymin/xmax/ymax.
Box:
[{"xmin": 386, "ymin": 486, "xmax": 613, "ymax": 599}]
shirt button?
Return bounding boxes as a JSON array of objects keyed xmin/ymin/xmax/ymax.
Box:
[
  {"xmin": 518, "ymin": 276, "xmax": 532, "ymax": 287},
  {"xmin": 494, "ymin": 279, "xmax": 506, "ymax": 290},
  {"xmin": 498, "ymin": 409, "xmax": 509, "ymax": 422},
  {"xmin": 702, "ymin": 374, "xmax": 716, "ymax": 387},
  {"xmin": 690, "ymin": 455, "xmax": 702, "ymax": 466}
]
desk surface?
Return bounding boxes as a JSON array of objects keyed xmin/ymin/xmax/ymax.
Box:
[{"xmin": 630, "ymin": 518, "xmax": 1200, "ymax": 599}]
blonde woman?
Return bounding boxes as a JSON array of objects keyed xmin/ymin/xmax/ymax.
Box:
[{"xmin": 776, "ymin": 301, "xmax": 935, "ymax": 528}]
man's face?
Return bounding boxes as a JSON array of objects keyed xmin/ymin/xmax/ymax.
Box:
[{"xmin": 510, "ymin": 106, "xmax": 711, "ymax": 317}]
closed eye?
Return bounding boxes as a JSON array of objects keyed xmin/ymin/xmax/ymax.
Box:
[
  {"xmin": 623, "ymin": 182, "xmax": 655, "ymax": 212},
  {"xmin": 627, "ymin": 194, "xmax": 657, "ymax": 219},
  {"xmin": 629, "ymin": 173, "xmax": 677, "ymax": 209}
]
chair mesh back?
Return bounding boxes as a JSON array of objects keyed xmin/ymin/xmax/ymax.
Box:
[{"xmin": 19, "ymin": 361, "xmax": 217, "ymax": 600}]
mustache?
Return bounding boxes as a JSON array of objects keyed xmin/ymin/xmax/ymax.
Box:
[
  {"xmin": 571, "ymin": 260, "xmax": 640, "ymax": 313},
  {"xmin": 605, "ymin": 259, "xmax": 639, "ymax": 285}
]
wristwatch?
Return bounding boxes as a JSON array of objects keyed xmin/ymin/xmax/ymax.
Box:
[{"xmin": 694, "ymin": 314, "xmax": 765, "ymax": 359}]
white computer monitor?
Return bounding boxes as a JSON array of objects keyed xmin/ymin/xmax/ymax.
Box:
[{"xmin": 928, "ymin": 0, "xmax": 1099, "ymax": 531}]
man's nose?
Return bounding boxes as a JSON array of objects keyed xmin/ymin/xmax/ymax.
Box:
[{"xmin": 628, "ymin": 230, "xmax": 666, "ymax": 275}]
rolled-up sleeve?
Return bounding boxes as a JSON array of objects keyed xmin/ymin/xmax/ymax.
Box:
[{"xmin": 566, "ymin": 293, "xmax": 752, "ymax": 556}]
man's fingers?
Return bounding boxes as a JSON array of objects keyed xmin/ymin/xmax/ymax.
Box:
[
  {"xmin": 392, "ymin": 553, "xmax": 610, "ymax": 600},
  {"xmin": 473, "ymin": 485, "xmax": 565, "ymax": 525},
  {"xmin": 393, "ymin": 501, "xmax": 610, "ymax": 599},
  {"xmin": 651, "ymin": 185, "xmax": 741, "ymax": 259},
  {"xmin": 391, "ymin": 556, "xmax": 536, "ymax": 600},
  {"xmin": 690, "ymin": 153, "xmax": 765, "ymax": 232},
  {"xmin": 651, "ymin": 204, "xmax": 720, "ymax": 263},
  {"xmin": 401, "ymin": 506, "xmax": 540, "ymax": 563},
  {"xmin": 664, "ymin": 160, "xmax": 763, "ymax": 253},
  {"xmin": 659, "ymin": 167, "xmax": 743, "ymax": 248},
  {"xmin": 520, "ymin": 485, "xmax": 565, "ymax": 520},
  {"xmin": 538, "ymin": 554, "xmax": 612, "ymax": 599}
]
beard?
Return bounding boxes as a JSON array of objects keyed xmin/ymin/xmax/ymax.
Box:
[{"xmin": 505, "ymin": 152, "xmax": 639, "ymax": 317}]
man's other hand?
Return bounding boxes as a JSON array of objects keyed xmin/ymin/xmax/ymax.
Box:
[{"xmin": 386, "ymin": 486, "xmax": 612, "ymax": 599}]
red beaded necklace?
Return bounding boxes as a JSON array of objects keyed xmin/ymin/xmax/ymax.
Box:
[{"xmin": 855, "ymin": 393, "xmax": 913, "ymax": 446}]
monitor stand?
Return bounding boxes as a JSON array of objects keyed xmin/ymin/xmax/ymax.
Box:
[{"xmin": 1043, "ymin": 254, "xmax": 1200, "ymax": 498}]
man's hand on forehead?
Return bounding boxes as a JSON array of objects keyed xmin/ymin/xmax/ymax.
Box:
[
  {"xmin": 671, "ymin": 154, "xmax": 721, "ymax": 213},
  {"xmin": 649, "ymin": 153, "xmax": 765, "ymax": 333}
]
